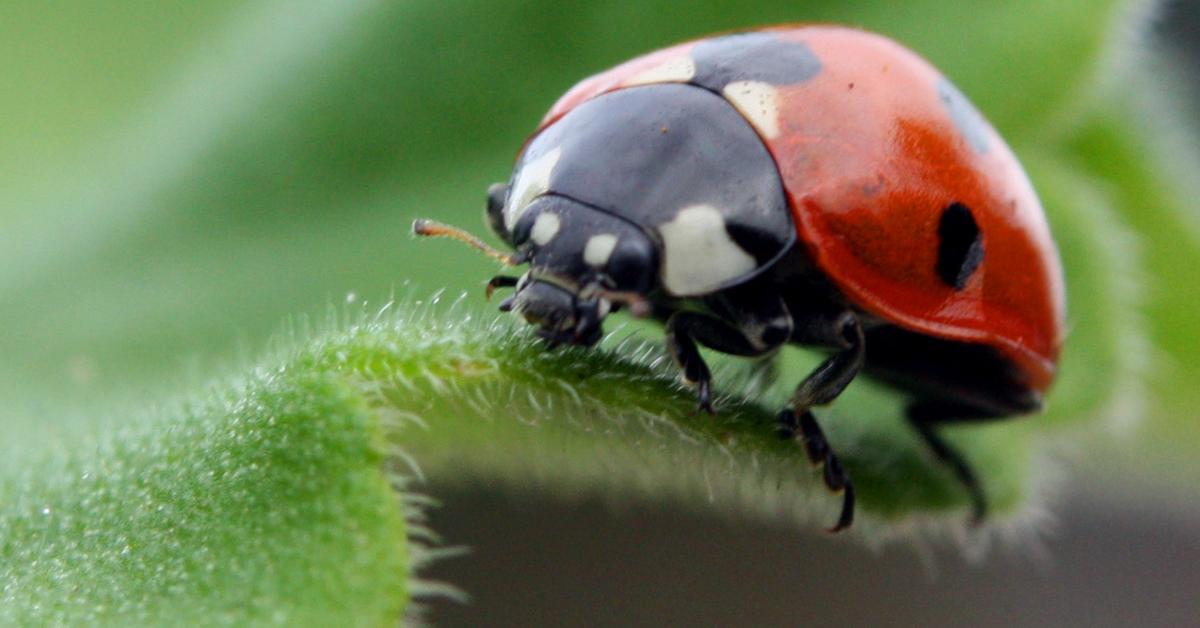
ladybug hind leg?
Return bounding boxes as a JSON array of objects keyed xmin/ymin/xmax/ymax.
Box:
[
  {"xmin": 904, "ymin": 399, "xmax": 1026, "ymax": 526},
  {"xmin": 858, "ymin": 326, "xmax": 1044, "ymax": 527},
  {"xmin": 778, "ymin": 312, "xmax": 865, "ymax": 532}
]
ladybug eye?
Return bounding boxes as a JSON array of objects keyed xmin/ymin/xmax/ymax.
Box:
[
  {"xmin": 936, "ymin": 202, "xmax": 984, "ymax": 290},
  {"xmin": 485, "ymin": 182, "xmax": 510, "ymax": 242},
  {"xmin": 605, "ymin": 237, "xmax": 656, "ymax": 293}
]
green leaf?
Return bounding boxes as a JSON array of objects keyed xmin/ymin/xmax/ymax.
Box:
[
  {"xmin": 0, "ymin": 366, "xmax": 411, "ymax": 625},
  {"xmin": 0, "ymin": 303, "xmax": 1048, "ymax": 623}
]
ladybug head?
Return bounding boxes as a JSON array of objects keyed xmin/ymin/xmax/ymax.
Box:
[
  {"xmin": 412, "ymin": 188, "xmax": 659, "ymax": 347},
  {"xmin": 494, "ymin": 192, "xmax": 658, "ymax": 346}
]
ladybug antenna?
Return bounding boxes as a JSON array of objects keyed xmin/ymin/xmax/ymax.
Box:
[{"xmin": 412, "ymin": 219, "xmax": 524, "ymax": 266}]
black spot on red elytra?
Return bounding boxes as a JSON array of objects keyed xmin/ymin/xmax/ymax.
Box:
[{"xmin": 937, "ymin": 202, "xmax": 984, "ymax": 290}]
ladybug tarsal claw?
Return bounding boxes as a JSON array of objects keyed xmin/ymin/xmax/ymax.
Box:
[{"xmin": 826, "ymin": 484, "xmax": 855, "ymax": 534}]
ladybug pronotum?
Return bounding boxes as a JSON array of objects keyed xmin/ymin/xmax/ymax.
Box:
[{"xmin": 415, "ymin": 25, "xmax": 1065, "ymax": 531}]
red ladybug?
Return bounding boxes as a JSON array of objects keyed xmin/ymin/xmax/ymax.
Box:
[{"xmin": 415, "ymin": 25, "xmax": 1065, "ymax": 531}]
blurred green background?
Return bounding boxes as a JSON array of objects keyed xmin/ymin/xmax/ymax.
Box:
[
  {"xmin": 0, "ymin": 0, "xmax": 1159, "ymax": 407},
  {"xmin": 2, "ymin": 0, "xmax": 1198, "ymax": 625}
]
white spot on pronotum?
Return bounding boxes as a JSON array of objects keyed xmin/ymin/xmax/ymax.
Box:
[
  {"xmin": 658, "ymin": 204, "xmax": 757, "ymax": 296},
  {"xmin": 625, "ymin": 56, "xmax": 696, "ymax": 86},
  {"xmin": 505, "ymin": 147, "xmax": 562, "ymax": 231},
  {"xmin": 583, "ymin": 233, "xmax": 619, "ymax": 267},
  {"xmin": 722, "ymin": 80, "xmax": 781, "ymax": 139},
  {"xmin": 531, "ymin": 212, "xmax": 561, "ymax": 245}
]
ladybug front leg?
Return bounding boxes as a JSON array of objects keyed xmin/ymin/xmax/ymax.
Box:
[
  {"xmin": 665, "ymin": 314, "xmax": 716, "ymax": 414},
  {"xmin": 778, "ymin": 312, "xmax": 865, "ymax": 532},
  {"xmin": 665, "ymin": 296, "xmax": 794, "ymax": 414}
]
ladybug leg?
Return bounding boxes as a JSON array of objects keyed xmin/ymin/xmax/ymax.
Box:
[
  {"xmin": 780, "ymin": 313, "xmax": 865, "ymax": 532},
  {"xmin": 905, "ymin": 400, "xmax": 1013, "ymax": 526},
  {"xmin": 777, "ymin": 407, "xmax": 855, "ymax": 532},
  {"xmin": 665, "ymin": 297, "xmax": 794, "ymax": 413},
  {"xmin": 857, "ymin": 325, "xmax": 1043, "ymax": 526},
  {"xmin": 664, "ymin": 314, "xmax": 715, "ymax": 414},
  {"xmin": 789, "ymin": 312, "xmax": 865, "ymax": 410}
]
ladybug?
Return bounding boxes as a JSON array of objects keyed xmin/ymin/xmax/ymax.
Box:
[{"xmin": 415, "ymin": 25, "xmax": 1065, "ymax": 531}]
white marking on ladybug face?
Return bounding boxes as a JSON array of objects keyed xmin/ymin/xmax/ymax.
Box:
[
  {"xmin": 583, "ymin": 233, "xmax": 619, "ymax": 267},
  {"xmin": 531, "ymin": 212, "xmax": 561, "ymax": 246},
  {"xmin": 658, "ymin": 204, "xmax": 757, "ymax": 296},
  {"xmin": 722, "ymin": 81, "xmax": 780, "ymax": 139},
  {"xmin": 625, "ymin": 56, "xmax": 696, "ymax": 87},
  {"xmin": 505, "ymin": 147, "xmax": 562, "ymax": 231}
]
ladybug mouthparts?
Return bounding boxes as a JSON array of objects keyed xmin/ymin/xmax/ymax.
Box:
[{"xmin": 499, "ymin": 277, "xmax": 606, "ymax": 347}]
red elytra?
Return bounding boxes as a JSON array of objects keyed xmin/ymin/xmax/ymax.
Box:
[{"xmin": 537, "ymin": 25, "xmax": 1065, "ymax": 392}]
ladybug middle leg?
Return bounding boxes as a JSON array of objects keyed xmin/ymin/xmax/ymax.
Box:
[
  {"xmin": 665, "ymin": 293, "xmax": 867, "ymax": 530},
  {"xmin": 779, "ymin": 312, "xmax": 866, "ymax": 531}
]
